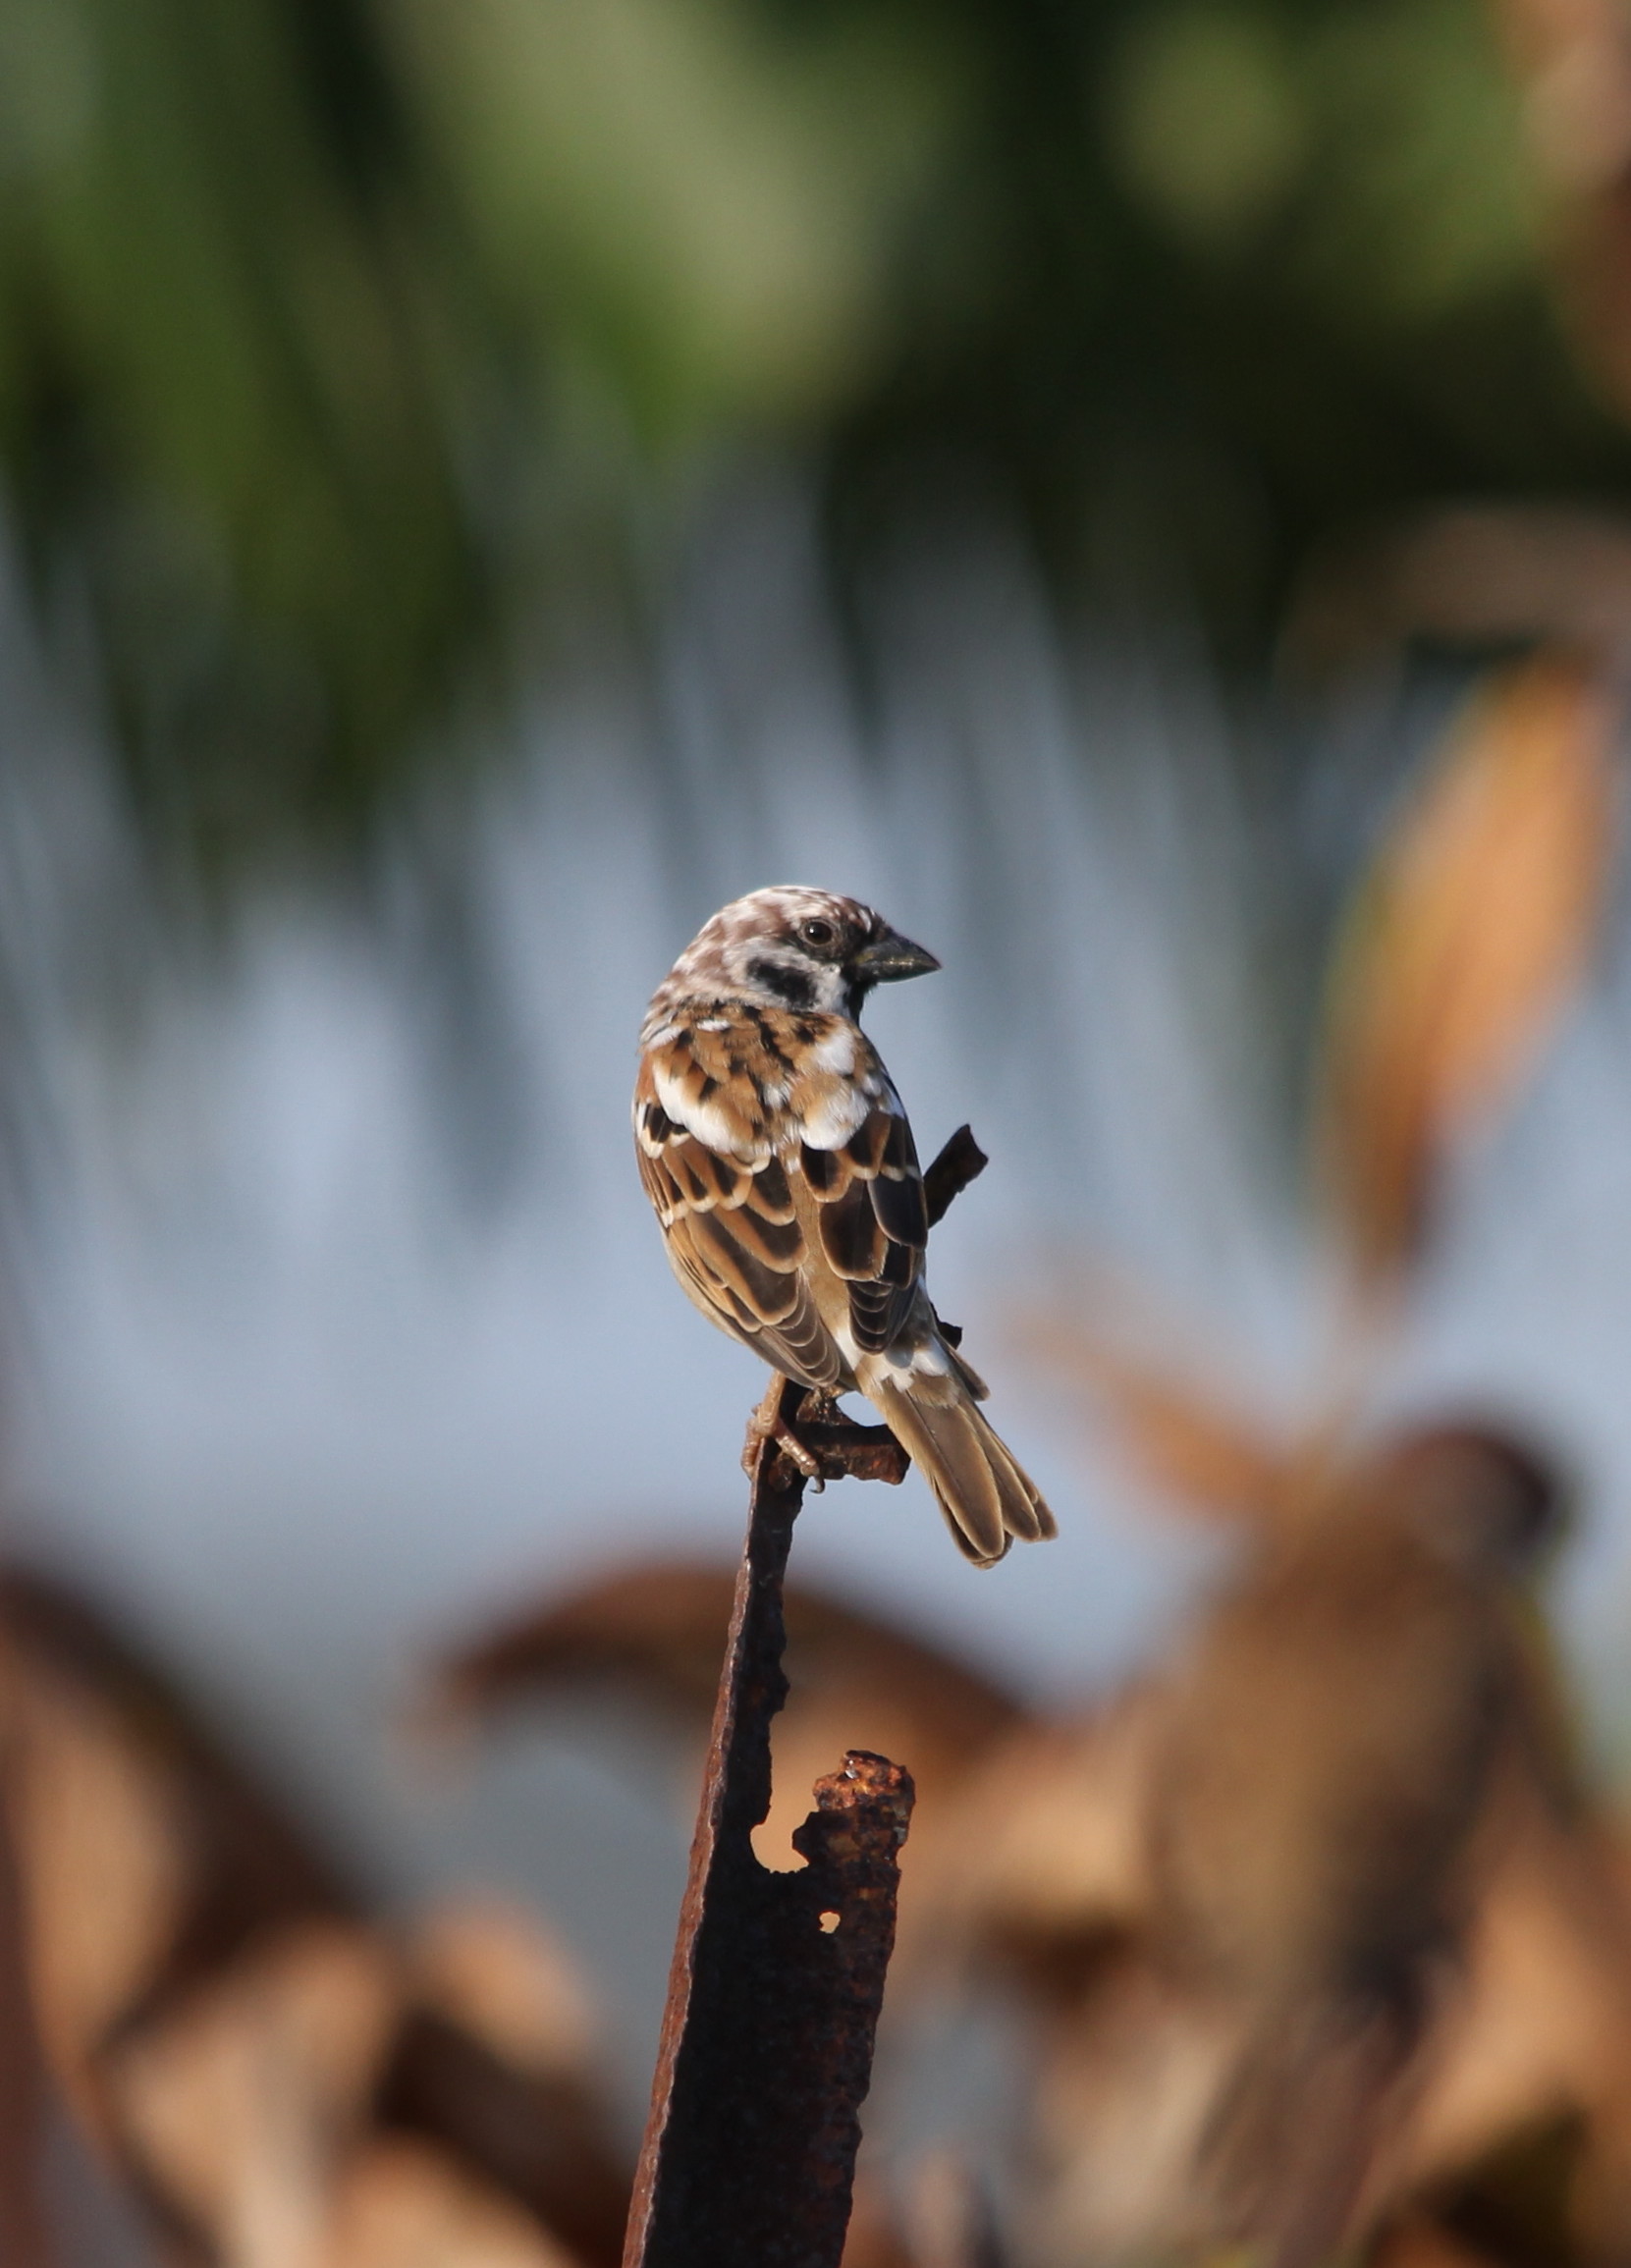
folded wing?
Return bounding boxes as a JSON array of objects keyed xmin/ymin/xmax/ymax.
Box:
[
  {"xmin": 634, "ymin": 1069, "xmax": 843, "ymax": 1388},
  {"xmin": 800, "ymin": 1089, "xmax": 929, "ymax": 1354}
]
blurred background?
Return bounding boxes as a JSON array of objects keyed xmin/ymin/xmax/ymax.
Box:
[{"xmin": 11, "ymin": 0, "xmax": 1631, "ymax": 2261}]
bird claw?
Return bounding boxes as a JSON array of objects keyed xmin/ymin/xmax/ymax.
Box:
[
  {"xmin": 743, "ymin": 1377, "xmax": 826, "ymax": 1488},
  {"xmin": 742, "ymin": 1378, "xmax": 910, "ymax": 1490}
]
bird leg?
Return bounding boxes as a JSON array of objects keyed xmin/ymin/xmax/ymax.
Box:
[
  {"xmin": 743, "ymin": 1376, "xmax": 910, "ymax": 1489},
  {"xmin": 743, "ymin": 1375, "xmax": 827, "ymax": 1485}
]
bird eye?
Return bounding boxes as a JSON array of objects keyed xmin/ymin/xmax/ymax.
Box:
[{"xmin": 799, "ymin": 918, "xmax": 836, "ymax": 948}]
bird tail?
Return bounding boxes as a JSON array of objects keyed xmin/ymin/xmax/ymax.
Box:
[{"xmin": 865, "ymin": 1362, "xmax": 1056, "ymax": 1567}]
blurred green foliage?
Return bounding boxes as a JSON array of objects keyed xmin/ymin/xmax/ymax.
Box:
[
  {"xmin": 0, "ymin": 0, "xmax": 479, "ymax": 867},
  {"xmin": 0, "ymin": 0, "xmax": 1627, "ymax": 865}
]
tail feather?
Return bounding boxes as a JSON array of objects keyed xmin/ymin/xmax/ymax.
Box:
[{"xmin": 869, "ymin": 1377, "xmax": 1056, "ymax": 1567}]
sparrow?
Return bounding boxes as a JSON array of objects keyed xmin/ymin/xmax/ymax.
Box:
[{"xmin": 633, "ymin": 887, "xmax": 1056, "ymax": 1566}]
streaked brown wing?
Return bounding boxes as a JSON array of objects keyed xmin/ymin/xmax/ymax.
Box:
[
  {"xmin": 634, "ymin": 1074, "xmax": 844, "ymax": 1389},
  {"xmin": 802, "ymin": 1090, "xmax": 929, "ymax": 1355}
]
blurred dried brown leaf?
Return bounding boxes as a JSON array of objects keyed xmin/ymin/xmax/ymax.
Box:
[
  {"xmin": 403, "ymin": 1902, "xmax": 598, "ymax": 2083},
  {"xmin": 1493, "ymin": 0, "xmax": 1631, "ymax": 423},
  {"xmin": 324, "ymin": 2138, "xmax": 583, "ymax": 2268},
  {"xmin": 1371, "ymin": 2218, "xmax": 1502, "ymax": 2268},
  {"xmin": 839, "ymin": 2180, "xmax": 921, "ymax": 2268},
  {"xmin": 107, "ymin": 1924, "xmax": 397, "ymax": 2268},
  {"xmin": 0, "ymin": 1570, "xmax": 351, "ymax": 2025},
  {"xmin": 1396, "ymin": 1782, "xmax": 1631, "ymax": 2266},
  {"xmin": 0, "ymin": 1741, "xmax": 55, "ymax": 2268},
  {"xmin": 896, "ymin": 2150, "xmax": 1006, "ymax": 2268},
  {"xmin": 379, "ymin": 1905, "xmax": 629, "ymax": 2268},
  {"xmin": 939, "ymin": 1427, "xmax": 1585, "ymax": 2267},
  {"xmin": 3, "ymin": 1652, "xmax": 190, "ymax": 2130},
  {"xmin": 839, "ymin": 2161, "xmax": 1005, "ymax": 2268},
  {"xmin": 1320, "ymin": 651, "xmax": 1618, "ymax": 1284},
  {"xmin": 935, "ymin": 1700, "xmax": 1158, "ymax": 1972},
  {"xmin": 0, "ymin": 1570, "xmax": 633, "ymax": 2268}
]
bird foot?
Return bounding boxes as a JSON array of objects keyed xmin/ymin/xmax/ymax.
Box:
[
  {"xmin": 743, "ymin": 1377, "xmax": 829, "ymax": 1487},
  {"xmin": 743, "ymin": 1377, "xmax": 910, "ymax": 1489}
]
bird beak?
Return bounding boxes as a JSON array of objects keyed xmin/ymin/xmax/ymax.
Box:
[{"xmin": 850, "ymin": 929, "xmax": 942, "ymax": 983}]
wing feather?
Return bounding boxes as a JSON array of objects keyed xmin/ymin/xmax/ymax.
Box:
[
  {"xmin": 802, "ymin": 1086, "xmax": 929, "ymax": 1354},
  {"xmin": 818, "ymin": 1180, "xmax": 887, "ymax": 1279},
  {"xmin": 636, "ymin": 1028, "xmax": 930, "ymax": 1380},
  {"xmin": 635, "ymin": 1054, "xmax": 844, "ymax": 1390}
]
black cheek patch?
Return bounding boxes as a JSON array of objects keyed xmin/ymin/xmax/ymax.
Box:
[{"xmin": 747, "ymin": 956, "xmax": 817, "ymax": 1010}]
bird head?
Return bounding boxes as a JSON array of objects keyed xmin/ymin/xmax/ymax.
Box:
[{"xmin": 670, "ymin": 887, "xmax": 941, "ymax": 1019}]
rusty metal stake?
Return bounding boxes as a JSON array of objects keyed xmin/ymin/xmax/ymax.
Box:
[
  {"xmin": 623, "ymin": 1384, "xmax": 912, "ymax": 2268},
  {"xmin": 623, "ymin": 1125, "xmax": 990, "ymax": 2268}
]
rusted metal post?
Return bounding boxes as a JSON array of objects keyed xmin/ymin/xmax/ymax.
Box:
[
  {"xmin": 622, "ymin": 1387, "xmax": 913, "ymax": 2268},
  {"xmin": 623, "ymin": 1125, "xmax": 990, "ymax": 2268}
]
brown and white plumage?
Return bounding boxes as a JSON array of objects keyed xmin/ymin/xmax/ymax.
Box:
[{"xmin": 633, "ymin": 886, "xmax": 1056, "ymax": 1566}]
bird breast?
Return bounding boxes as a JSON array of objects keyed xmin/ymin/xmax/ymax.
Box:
[{"xmin": 640, "ymin": 1001, "xmax": 882, "ymax": 1161}]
